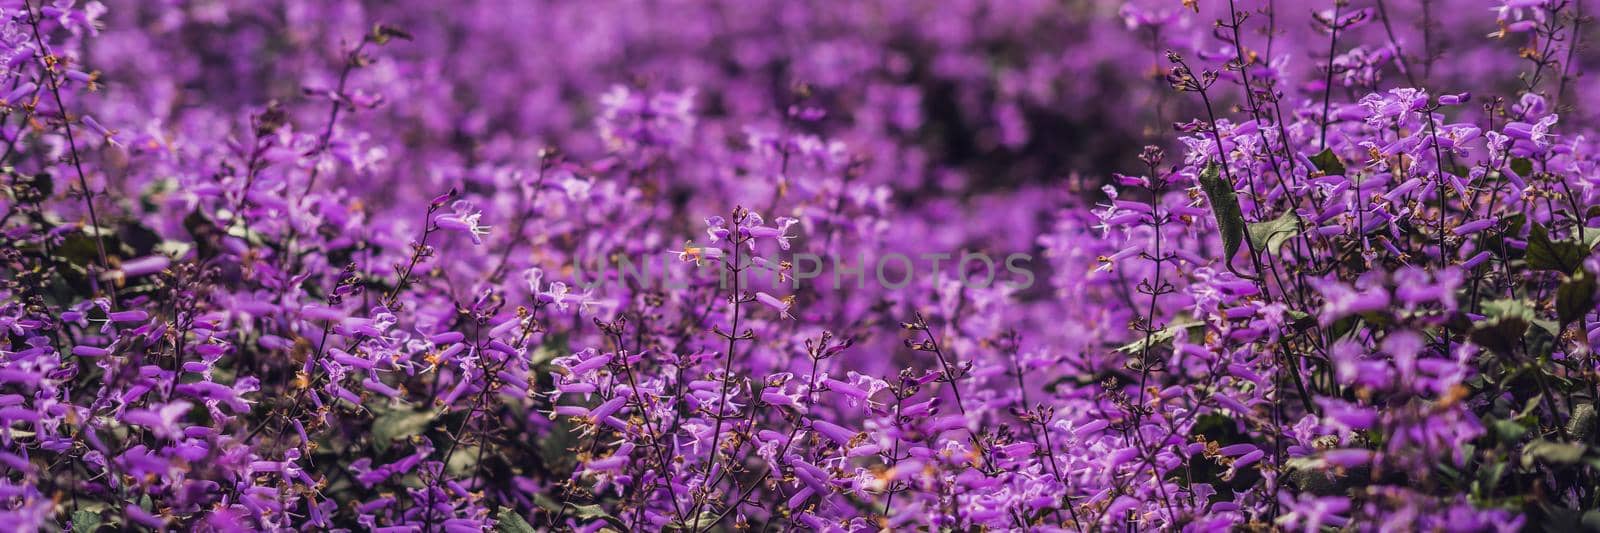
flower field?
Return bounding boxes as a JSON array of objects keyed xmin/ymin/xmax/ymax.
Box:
[{"xmin": 1, "ymin": 0, "xmax": 1598, "ymax": 531}]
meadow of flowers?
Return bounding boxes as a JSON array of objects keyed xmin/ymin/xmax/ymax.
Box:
[{"xmin": 2, "ymin": 0, "xmax": 1599, "ymax": 530}]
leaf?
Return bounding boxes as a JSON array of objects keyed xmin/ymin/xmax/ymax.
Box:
[
  {"xmin": 532, "ymin": 493, "xmax": 563, "ymax": 513},
  {"xmin": 1502, "ymin": 213, "xmax": 1528, "ymax": 241},
  {"xmin": 1285, "ymin": 309, "xmax": 1316, "ymax": 332},
  {"xmin": 495, "ymin": 508, "xmax": 539, "ymax": 533},
  {"xmin": 1522, "ymin": 439, "xmax": 1588, "ymax": 466},
  {"xmin": 1516, "ymin": 393, "xmax": 1545, "ymax": 420},
  {"xmin": 1285, "ymin": 455, "xmax": 1360, "ymax": 495},
  {"xmin": 569, "ymin": 504, "xmax": 629, "ymax": 530},
  {"xmin": 121, "ymin": 222, "xmax": 163, "ymax": 257},
  {"xmin": 1115, "ymin": 319, "xmax": 1203, "ymax": 355},
  {"xmin": 57, "ymin": 232, "xmax": 104, "ymax": 269},
  {"xmin": 1487, "ymin": 417, "xmax": 1528, "ymax": 443},
  {"xmin": 1483, "ymin": 299, "xmax": 1538, "ymax": 322},
  {"xmin": 1198, "ymin": 162, "xmax": 1245, "ymax": 263},
  {"xmin": 25, "ymin": 172, "xmax": 52, "ymax": 198},
  {"xmin": 1310, "ymin": 148, "xmax": 1346, "ymax": 176},
  {"xmin": 20, "ymin": 172, "xmax": 52, "ymax": 199},
  {"xmin": 1527, "ymin": 223, "xmax": 1586, "ymax": 274},
  {"xmin": 1583, "ymin": 510, "xmax": 1600, "ymax": 532},
  {"xmin": 1328, "ymin": 315, "xmax": 1362, "ymax": 341},
  {"xmin": 1186, "ymin": 414, "xmax": 1260, "ymax": 491},
  {"xmin": 1470, "ymin": 299, "xmax": 1535, "ymax": 356},
  {"xmin": 666, "ymin": 512, "xmax": 726, "ymax": 531},
  {"xmin": 1557, "ymin": 270, "xmax": 1598, "ymax": 329},
  {"xmin": 1248, "ymin": 210, "xmax": 1303, "ymax": 256},
  {"xmin": 71, "ymin": 509, "xmax": 102, "ymax": 533},
  {"xmin": 154, "ymin": 239, "xmax": 194, "ymax": 260},
  {"xmin": 371, "ymin": 408, "xmax": 436, "ymax": 452},
  {"xmin": 538, "ymin": 416, "xmax": 582, "ymax": 474},
  {"xmin": 183, "ymin": 209, "xmax": 223, "ymax": 260},
  {"xmin": 530, "ymin": 332, "xmax": 570, "ymax": 369},
  {"xmin": 1510, "ymin": 157, "xmax": 1534, "ymax": 178},
  {"xmin": 1526, "ymin": 318, "xmax": 1559, "ymax": 360},
  {"xmin": 1536, "ymin": 505, "xmax": 1588, "ymax": 532},
  {"xmin": 1473, "ymin": 461, "xmax": 1507, "ymax": 500},
  {"xmin": 447, "ymin": 445, "xmax": 480, "ymax": 476},
  {"xmin": 1568, "ymin": 403, "xmax": 1597, "ymax": 441}
]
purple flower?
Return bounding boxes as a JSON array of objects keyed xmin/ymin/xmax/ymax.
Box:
[{"xmin": 434, "ymin": 200, "xmax": 490, "ymax": 244}]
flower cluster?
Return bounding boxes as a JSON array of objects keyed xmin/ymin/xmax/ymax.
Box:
[{"xmin": 0, "ymin": 0, "xmax": 1597, "ymax": 531}]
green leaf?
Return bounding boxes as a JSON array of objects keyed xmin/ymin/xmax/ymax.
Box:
[
  {"xmin": 1488, "ymin": 417, "xmax": 1528, "ymax": 443},
  {"xmin": 57, "ymin": 232, "xmax": 104, "ymax": 269},
  {"xmin": 1248, "ymin": 210, "xmax": 1303, "ymax": 256},
  {"xmin": 569, "ymin": 504, "xmax": 629, "ymax": 530},
  {"xmin": 495, "ymin": 508, "xmax": 539, "ymax": 533},
  {"xmin": 1517, "ymin": 393, "xmax": 1545, "ymax": 419},
  {"xmin": 71, "ymin": 509, "xmax": 102, "ymax": 533},
  {"xmin": 183, "ymin": 209, "xmax": 225, "ymax": 260},
  {"xmin": 1522, "ymin": 439, "xmax": 1588, "ymax": 466},
  {"xmin": 1198, "ymin": 163, "xmax": 1245, "ymax": 263},
  {"xmin": 1526, "ymin": 318, "xmax": 1559, "ymax": 360},
  {"xmin": 371, "ymin": 408, "xmax": 436, "ymax": 452},
  {"xmin": 25, "ymin": 172, "xmax": 52, "ymax": 199},
  {"xmin": 1471, "ymin": 299, "xmax": 1536, "ymax": 356},
  {"xmin": 667, "ymin": 512, "xmax": 726, "ymax": 531},
  {"xmin": 1499, "ymin": 213, "xmax": 1528, "ymax": 245},
  {"xmin": 1536, "ymin": 505, "xmax": 1589, "ymax": 531},
  {"xmin": 1510, "ymin": 157, "xmax": 1534, "ymax": 178},
  {"xmin": 1583, "ymin": 510, "xmax": 1600, "ymax": 532},
  {"xmin": 530, "ymin": 332, "xmax": 569, "ymax": 369},
  {"xmin": 447, "ymin": 445, "xmax": 480, "ymax": 476},
  {"xmin": 538, "ymin": 415, "xmax": 582, "ymax": 474},
  {"xmin": 1557, "ymin": 270, "xmax": 1598, "ymax": 328},
  {"xmin": 1527, "ymin": 223, "xmax": 1586, "ymax": 274},
  {"xmin": 1483, "ymin": 299, "xmax": 1538, "ymax": 322},
  {"xmin": 1115, "ymin": 319, "xmax": 1203, "ymax": 355},
  {"xmin": 1285, "ymin": 309, "xmax": 1316, "ymax": 332},
  {"xmin": 1583, "ymin": 229, "xmax": 1600, "ymax": 250},
  {"xmin": 1328, "ymin": 315, "xmax": 1362, "ymax": 341},
  {"xmin": 1473, "ymin": 461, "xmax": 1507, "ymax": 500},
  {"xmin": 1568, "ymin": 403, "xmax": 1597, "ymax": 441},
  {"xmin": 1310, "ymin": 148, "xmax": 1346, "ymax": 176}
]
